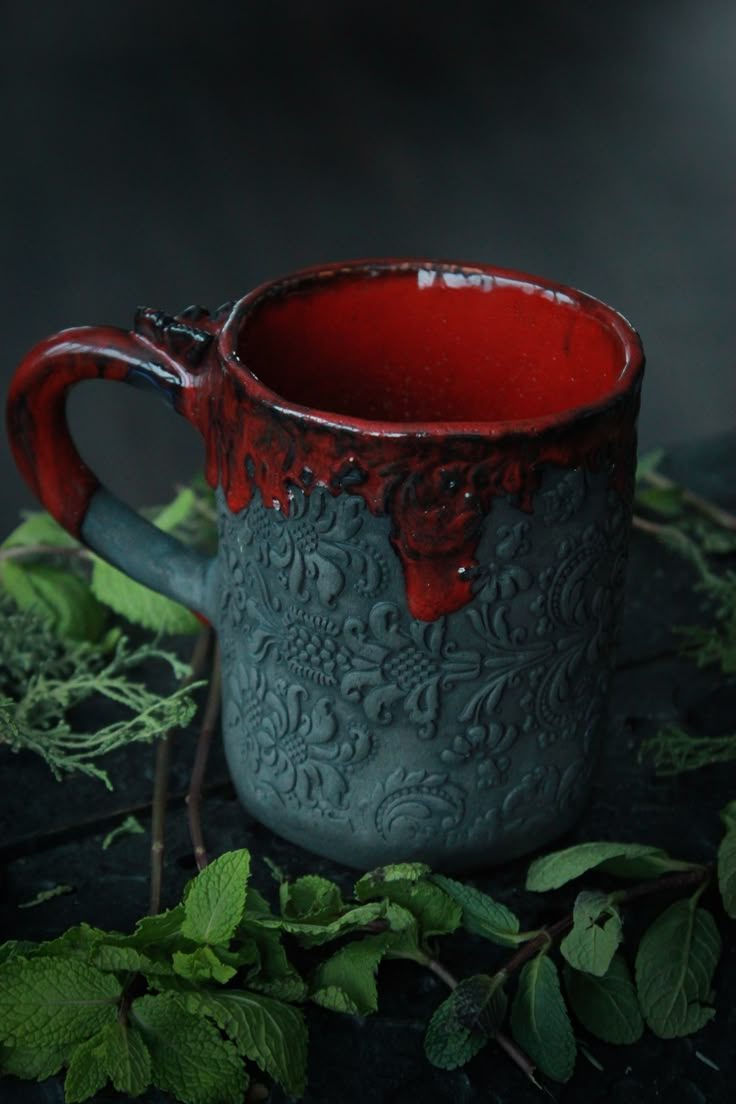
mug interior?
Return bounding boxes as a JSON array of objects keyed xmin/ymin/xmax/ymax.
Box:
[{"xmin": 233, "ymin": 262, "xmax": 640, "ymax": 425}]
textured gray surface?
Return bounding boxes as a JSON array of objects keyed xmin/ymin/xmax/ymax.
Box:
[{"xmin": 2, "ymin": 432, "xmax": 735, "ymax": 1101}]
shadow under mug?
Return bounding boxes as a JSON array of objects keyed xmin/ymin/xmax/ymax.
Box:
[{"xmin": 6, "ymin": 259, "xmax": 644, "ymax": 871}]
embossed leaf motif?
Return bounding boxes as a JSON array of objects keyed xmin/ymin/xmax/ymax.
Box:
[
  {"xmin": 440, "ymin": 722, "xmax": 517, "ymax": 789},
  {"xmin": 373, "ymin": 768, "xmax": 465, "ymax": 844},
  {"xmin": 343, "ymin": 602, "xmax": 479, "ymax": 738},
  {"xmin": 269, "ymin": 488, "xmax": 384, "ymax": 607},
  {"xmin": 473, "ymin": 522, "xmax": 533, "ymax": 602},
  {"xmin": 253, "ymin": 683, "xmax": 372, "ymax": 809}
]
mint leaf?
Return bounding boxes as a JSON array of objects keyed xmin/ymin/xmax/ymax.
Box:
[
  {"xmin": 718, "ymin": 828, "xmax": 736, "ymax": 918},
  {"xmin": 129, "ymin": 905, "xmax": 185, "ymax": 949},
  {"xmin": 636, "ymin": 485, "xmax": 684, "ymax": 518},
  {"xmin": 173, "ymin": 946, "xmax": 237, "ymax": 985},
  {"xmin": 424, "ymin": 990, "xmax": 487, "ymax": 1070},
  {"xmin": 181, "ymin": 850, "xmax": 250, "ymax": 946},
  {"xmin": 355, "ymin": 870, "xmax": 460, "ymax": 942},
  {"xmin": 452, "ymin": 974, "xmax": 507, "ymax": 1037},
  {"xmin": 636, "ymin": 448, "xmax": 666, "ymax": 481},
  {"xmin": 17, "ymin": 883, "xmax": 74, "ymax": 909},
  {"xmin": 720, "ymin": 799, "xmax": 736, "ymax": 834},
  {"xmin": 91, "ymin": 556, "xmax": 200, "ymax": 635},
  {"xmin": 598, "ymin": 853, "xmax": 699, "ymax": 879},
  {"xmin": 1, "ymin": 560, "xmax": 106, "ymax": 641},
  {"xmin": 279, "ymin": 874, "xmax": 345, "ymax": 924},
  {"xmin": 64, "ymin": 1029, "xmax": 110, "ymax": 1102},
  {"xmin": 132, "ymin": 992, "xmax": 247, "ymax": 1104},
  {"xmin": 526, "ymin": 842, "xmax": 682, "ymax": 891},
  {"xmin": 560, "ymin": 891, "xmax": 622, "ymax": 977},
  {"xmin": 103, "ymin": 1021, "xmax": 152, "ymax": 1096},
  {"xmin": 239, "ymin": 923, "xmax": 306, "ymax": 1001},
  {"xmin": 430, "ymin": 874, "xmax": 522, "ymax": 947},
  {"xmin": 257, "ymin": 900, "xmax": 386, "ymax": 947},
  {"xmin": 311, "ymin": 933, "xmax": 393, "ymax": 1015},
  {"xmin": 185, "ymin": 989, "xmax": 307, "ymax": 1097},
  {"xmin": 635, "ymin": 897, "xmax": 721, "ymax": 1037},
  {"xmin": 1, "ymin": 510, "xmax": 80, "ymax": 550},
  {"xmin": 243, "ymin": 886, "xmax": 273, "ymax": 917},
  {"xmin": 0, "ymin": 956, "xmax": 119, "ymax": 1048},
  {"xmin": 564, "ymin": 952, "xmax": 644, "ymax": 1045},
  {"xmin": 1, "ymin": 1041, "xmax": 69, "ymax": 1081},
  {"xmin": 511, "ymin": 953, "xmax": 576, "ymax": 1083},
  {"xmin": 354, "ymin": 863, "xmax": 431, "ymax": 896}
]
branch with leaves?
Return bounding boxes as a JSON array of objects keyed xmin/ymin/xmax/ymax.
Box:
[
  {"xmin": 1, "ymin": 812, "xmax": 735, "ymax": 1102},
  {"xmin": 633, "ymin": 450, "xmax": 736, "ymax": 774}
]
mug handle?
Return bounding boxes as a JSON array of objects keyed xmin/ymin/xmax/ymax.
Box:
[{"xmin": 5, "ymin": 307, "xmax": 223, "ymax": 624}]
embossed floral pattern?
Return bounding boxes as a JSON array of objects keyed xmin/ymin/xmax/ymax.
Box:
[
  {"xmin": 243, "ymin": 680, "xmax": 372, "ymax": 810},
  {"xmin": 269, "ymin": 487, "xmax": 386, "ymax": 606},
  {"xmin": 342, "ymin": 601, "xmax": 480, "ymax": 738},
  {"xmin": 372, "ymin": 768, "xmax": 465, "ymax": 843},
  {"xmin": 440, "ymin": 722, "xmax": 518, "ymax": 788}
]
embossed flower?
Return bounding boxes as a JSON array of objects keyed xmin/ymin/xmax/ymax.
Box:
[
  {"xmin": 225, "ymin": 663, "xmax": 269, "ymax": 767},
  {"xmin": 253, "ymin": 681, "xmax": 372, "ymax": 809},
  {"xmin": 270, "ymin": 487, "xmax": 384, "ymax": 606},
  {"xmin": 473, "ymin": 522, "xmax": 533, "ymax": 603},
  {"xmin": 440, "ymin": 722, "xmax": 517, "ymax": 788},
  {"xmin": 342, "ymin": 601, "xmax": 480, "ymax": 738}
]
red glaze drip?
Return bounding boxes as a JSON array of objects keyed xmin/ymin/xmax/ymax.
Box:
[{"xmin": 190, "ymin": 368, "xmax": 641, "ymax": 621}]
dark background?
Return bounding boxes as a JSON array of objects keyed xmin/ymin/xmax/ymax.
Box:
[{"xmin": 1, "ymin": 0, "xmax": 734, "ymax": 533}]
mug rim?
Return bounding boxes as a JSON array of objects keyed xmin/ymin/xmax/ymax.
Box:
[{"xmin": 219, "ymin": 258, "xmax": 644, "ymax": 438}]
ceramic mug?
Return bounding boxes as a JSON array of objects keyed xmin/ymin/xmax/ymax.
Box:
[{"xmin": 6, "ymin": 260, "xmax": 644, "ymax": 871}]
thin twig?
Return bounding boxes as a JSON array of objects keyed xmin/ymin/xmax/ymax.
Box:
[
  {"xmin": 186, "ymin": 640, "xmax": 222, "ymax": 870},
  {"xmin": 495, "ymin": 1031, "xmax": 544, "ymax": 1090},
  {"xmin": 148, "ymin": 630, "xmax": 212, "ymax": 914},
  {"xmin": 423, "ymin": 955, "xmax": 459, "ymax": 990}
]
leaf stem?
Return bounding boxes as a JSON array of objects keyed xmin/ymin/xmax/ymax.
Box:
[
  {"xmin": 149, "ymin": 629, "xmax": 212, "ymax": 913},
  {"xmin": 500, "ymin": 865, "xmax": 710, "ymax": 980},
  {"xmin": 186, "ymin": 640, "xmax": 222, "ymax": 870}
]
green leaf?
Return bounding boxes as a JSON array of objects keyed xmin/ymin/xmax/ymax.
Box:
[
  {"xmin": 173, "ymin": 946, "xmax": 237, "ymax": 985},
  {"xmin": 451, "ymin": 974, "xmax": 507, "ymax": 1037},
  {"xmin": 424, "ymin": 990, "xmax": 487, "ymax": 1071},
  {"xmin": 635, "ymin": 897, "xmax": 721, "ymax": 1038},
  {"xmin": 526, "ymin": 841, "xmax": 686, "ymax": 891},
  {"xmin": 64, "ymin": 1029, "xmax": 110, "ymax": 1103},
  {"xmin": 102, "ymin": 814, "xmax": 146, "ymax": 850},
  {"xmin": 185, "ymin": 989, "xmax": 307, "ymax": 1097},
  {"xmin": 256, "ymin": 900, "xmax": 387, "ymax": 947},
  {"xmin": 132, "ymin": 993, "xmax": 247, "ymax": 1104},
  {"xmin": 354, "ymin": 863, "xmax": 431, "ymax": 896},
  {"xmin": 636, "ymin": 485, "xmax": 684, "ymax": 518},
  {"xmin": 238, "ymin": 923, "xmax": 306, "ymax": 1001},
  {"xmin": 560, "ymin": 891, "xmax": 623, "ymax": 977},
  {"xmin": 0, "ymin": 956, "xmax": 120, "ymax": 1049},
  {"xmin": 17, "ymin": 883, "xmax": 74, "ymax": 909},
  {"xmin": 181, "ymin": 850, "xmax": 250, "ymax": 946},
  {"xmin": 153, "ymin": 487, "xmax": 199, "ymax": 533},
  {"xmin": 1, "ymin": 510, "xmax": 80, "ymax": 550},
  {"xmin": 511, "ymin": 954, "xmax": 576, "ymax": 1083},
  {"xmin": 430, "ymin": 874, "xmax": 522, "ymax": 947},
  {"xmin": 279, "ymin": 874, "xmax": 345, "ymax": 924},
  {"xmin": 598, "ymin": 853, "xmax": 699, "ymax": 879},
  {"xmin": 91, "ymin": 556, "xmax": 200, "ymax": 635},
  {"xmin": 564, "ymin": 952, "xmax": 644, "ymax": 1045},
  {"xmin": 243, "ymin": 886, "xmax": 273, "ymax": 917},
  {"xmin": 718, "ymin": 830, "xmax": 736, "ymax": 919},
  {"xmin": 636, "ymin": 448, "xmax": 666, "ymax": 481},
  {"xmin": 720, "ymin": 799, "xmax": 736, "ymax": 834},
  {"xmin": 129, "ymin": 905, "xmax": 186, "ymax": 949},
  {"xmin": 311, "ymin": 933, "xmax": 393, "ymax": 1015},
  {"xmin": 1, "ymin": 1041, "xmax": 69, "ymax": 1081},
  {"xmin": 0, "ymin": 560, "xmax": 106, "ymax": 641},
  {"xmin": 103, "ymin": 1021, "xmax": 152, "ymax": 1096},
  {"xmin": 355, "ymin": 869, "xmax": 461, "ymax": 942}
]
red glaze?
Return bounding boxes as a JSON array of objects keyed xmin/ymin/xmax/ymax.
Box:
[{"xmin": 6, "ymin": 261, "xmax": 644, "ymax": 622}]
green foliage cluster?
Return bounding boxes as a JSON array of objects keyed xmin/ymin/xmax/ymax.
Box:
[
  {"xmin": 635, "ymin": 450, "xmax": 736, "ymax": 773},
  {"xmin": 2, "ymin": 819, "xmax": 735, "ymax": 1101},
  {"xmin": 0, "ymin": 483, "xmax": 217, "ymax": 786}
]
